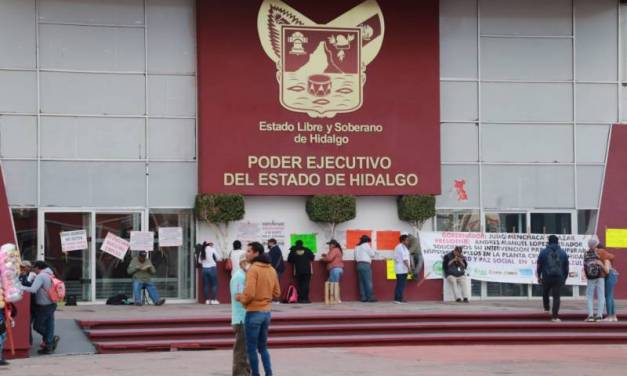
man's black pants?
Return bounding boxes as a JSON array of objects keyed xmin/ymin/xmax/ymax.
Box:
[
  {"xmin": 542, "ymin": 277, "xmax": 564, "ymax": 319},
  {"xmin": 295, "ymin": 273, "xmax": 311, "ymax": 302}
]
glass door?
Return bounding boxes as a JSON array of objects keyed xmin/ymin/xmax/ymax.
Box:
[
  {"xmin": 43, "ymin": 212, "xmax": 92, "ymax": 302},
  {"xmin": 95, "ymin": 212, "xmax": 142, "ymax": 300}
]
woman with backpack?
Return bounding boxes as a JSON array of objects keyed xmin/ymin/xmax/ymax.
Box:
[
  {"xmin": 321, "ymin": 239, "xmax": 344, "ymax": 304},
  {"xmin": 19, "ymin": 261, "xmax": 60, "ymax": 354},
  {"xmin": 584, "ymin": 238, "xmax": 609, "ymax": 322}
]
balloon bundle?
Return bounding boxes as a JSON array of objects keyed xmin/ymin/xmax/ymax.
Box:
[{"xmin": 0, "ymin": 243, "xmax": 23, "ymax": 307}]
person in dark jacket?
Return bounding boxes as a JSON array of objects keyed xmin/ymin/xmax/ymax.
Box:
[
  {"xmin": 267, "ymin": 238, "xmax": 285, "ymax": 281},
  {"xmin": 536, "ymin": 235, "xmax": 569, "ymax": 322},
  {"xmin": 287, "ymin": 240, "xmax": 315, "ymax": 303},
  {"xmin": 443, "ymin": 246, "xmax": 469, "ymax": 302}
]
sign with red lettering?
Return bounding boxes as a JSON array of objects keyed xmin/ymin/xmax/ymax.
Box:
[{"xmin": 197, "ymin": 0, "xmax": 440, "ymax": 195}]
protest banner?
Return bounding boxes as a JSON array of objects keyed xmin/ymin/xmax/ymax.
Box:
[
  {"xmin": 420, "ymin": 232, "xmax": 591, "ymax": 286},
  {"xmin": 261, "ymin": 222, "xmax": 286, "ymax": 247},
  {"xmin": 236, "ymin": 222, "xmax": 261, "ymax": 245},
  {"xmin": 101, "ymin": 233, "xmax": 130, "ymax": 260},
  {"xmin": 158, "ymin": 227, "xmax": 183, "ymax": 247},
  {"xmin": 60, "ymin": 230, "xmax": 88, "ymax": 252},
  {"xmin": 130, "ymin": 231, "xmax": 155, "ymax": 251}
]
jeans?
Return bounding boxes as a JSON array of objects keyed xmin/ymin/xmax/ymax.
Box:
[
  {"xmin": 356, "ymin": 262, "xmax": 374, "ymax": 301},
  {"xmin": 202, "ymin": 267, "xmax": 218, "ymax": 300},
  {"xmin": 133, "ymin": 280, "xmax": 161, "ymax": 304},
  {"xmin": 0, "ymin": 332, "xmax": 5, "ymax": 359},
  {"xmin": 245, "ymin": 311, "xmax": 272, "ymax": 376},
  {"xmin": 542, "ymin": 276, "xmax": 564, "ymax": 319},
  {"xmin": 411, "ymin": 253, "xmax": 423, "ymax": 282},
  {"xmin": 295, "ymin": 273, "xmax": 311, "ymax": 302},
  {"xmin": 395, "ymin": 274, "xmax": 408, "ymax": 302},
  {"xmin": 446, "ymin": 275, "xmax": 470, "ymax": 300},
  {"xmin": 586, "ymin": 277, "xmax": 605, "ymax": 317},
  {"xmin": 33, "ymin": 303, "xmax": 56, "ymax": 347},
  {"xmin": 605, "ymin": 270, "xmax": 618, "ymax": 316},
  {"xmin": 328, "ymin": 267, "xmax": 343, "ymax": 283},
  {"xmin": 232, "ymin": 324, "xmax": 250, "ymax": 376}
]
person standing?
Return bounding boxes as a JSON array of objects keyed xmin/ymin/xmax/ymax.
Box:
[
  {"xmin": 236, "ymin": 242, "xmax": 280, "ymax": 376},
  {"xmin": 443, "ymin": 246, "xmax": 470, "ymax": 303},
  {"xmin": 355, "ymin": 235, "xmax": 377, "ymax": 302},
  {"xmin": 393, "ymin": 235, "xmax": 411, "ymax": 304},
  {"xmin": 536, "ymin": 235, "xmax": 569, "ymax": 322},
  {"xmin": 229, "ymin": 240, "xmax": 245, "ymax": 276},
  {"xmin": 267, "ymin": 238, "xmax": 285, "ymax": 285},
  {"xmin": 597, "ymin": 243, "xmax": 618, "ymax": 322},
  {"xmin": 583, "ymin": 238, "xmax": 606, "ymax": 321},
  {"xmin": 321, "ymin": 239, "xmax": 344, "ymax": 304},
  {"xmin": 0, "ymin": 303, "xmax": 16, "ymax": 365},
  {"xmin": 407, "ymin": 234, "xmax": 424, "ymax": 283},
  {"xmin": 230, "ymin": 254, "xmax": 251, "ymax": 376},
  {"xmin": 287, "ymin": 240, "xmax": 315, "ymax": 303},
  {"xmin": 198, "ymin": 242, "xmax": 221, "ymax": 305},
  {"xmin": 127, "ymin": 251, "xmax": 166, "ymax": 306},
  {"xmin": 19, "ymin": 261, "xmax": 60, "ymax": 354}
]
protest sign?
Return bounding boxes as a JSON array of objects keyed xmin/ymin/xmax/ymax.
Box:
[
  {"xmin": 261, "ymin": 222, "xmax": 286, "ymax": 247},
  {"xmin": 158, "ymin": 227, "xmax": 183, "ymax": 247},
  {"xmin": 376, "ymin": 231, "xmax": 401, "ymax": 251},
  {"xmin": 60, "ymin": 230, "xmax": 88, "ymax": 252},
  {"xmin": 606, "ymin": 228, "xmax": 627, "ymax": 248},
  {"xmin": 290, "ymin": 233, "xmax": 317, "ymax": 253},
  {"xmin": 101, "ymin": 233, "xmax": 130, "ymax": 260},
  {"xmin": 130, "ymin": 231, "xmax": 155, "ymax": 251},
  {"xmin": 420, "ymin": 232, "xmax": 591, "ymax": 286},
  {"xmin": 346, "ymin": 230, "xmax": 372, "ymax": 250}
]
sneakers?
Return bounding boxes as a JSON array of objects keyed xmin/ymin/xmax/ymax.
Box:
[
  {"xmin": 551, "ymin": 317, "xmax": 561, "ymax": 322},
  {"xmin": 456, "ymin": 298, "xmax": 462, "ymax": 303},
  {"xmin": 205, "ymin": 299, "xmax": 211, "ymax": 305},
  {"xmin": 52, "ymin": 335, "xmax": 60, "ymax": 350},
  {"xmin": 594, "ymin": 316, "xmax": 603, "ymax": 322},
  {"xmin": 393, "ymin": 300, "xmax": 406, "ymax": 304},
  {"xmin": 0, "ymin": 359, "xmax": 9, "ymax": 366},
  {"xmin": 463, "ymin": 298, "xmax": 470, "ymax": 303},
  {"xmin": 585, "ymin": 316, "xmax": 596, "ymax": 322},
  {"xmin": 37, "ymin": 347, "xmax": 53, "ymax": 355},
  {"xmin": 155, "ymin": 298, "xmax": 166, "ymax": 306},
  {"xmin": 210, "ymin": 299, "xmax": 220, "ymax": 305}
]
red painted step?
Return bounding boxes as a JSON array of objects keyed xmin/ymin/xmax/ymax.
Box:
[
  {"xmin": 94, "ymin": 331, "xmax": 627, "ymax": 354},
  {"xmin": 85, "ymin": 321, "xmax": 627, "ymax": 342}
]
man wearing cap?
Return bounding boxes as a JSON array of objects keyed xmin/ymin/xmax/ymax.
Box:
[
  {"xmin": 127, "ymin": 251, "xmax": 165, "ymax": 306},
  {"xmin": 355, "ymin": 235, "xmax": 377, "ymax": 302}
]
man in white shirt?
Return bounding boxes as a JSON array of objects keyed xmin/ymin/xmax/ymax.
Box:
[
  {"xmin": 355, "ymin": 235, "xmax": 377, "ymax": 302},
  {"xmin": 393, "ymin": 234, "xmax": 411, "ymax": 304}
]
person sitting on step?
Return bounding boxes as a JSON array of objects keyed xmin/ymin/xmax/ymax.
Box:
[
  {"xmin": 443, "ymin": 246, "xmax": 470, "ymax": 303},
  {"xmin": 127, "ymin": 251, "xmax": 165, "ymax": 306}
]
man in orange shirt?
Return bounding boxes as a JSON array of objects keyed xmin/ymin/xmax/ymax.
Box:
[{"xmin": 236, "ymin": 242, "xmax": 281, "ymax": 376}]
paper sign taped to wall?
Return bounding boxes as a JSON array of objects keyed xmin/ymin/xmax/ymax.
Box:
[
  {"xmin": 386, "ymin": 259, "xmax": 413, "ymax": 280},
  {"xmin": 158, "ymin": 227, "xmax": 183, "ymax": 247},
  {"xmin": 130, "ymin": 231, "xmax": 155, "ymax": 251},
  {"xmin": 377, "ymin": 231, "xmax": 401, "ymax": 251},
  {"xmin": 101, "ymin": 233, "xmax": 130, "ymax": 260},
  {"xmin": 346, "ymin": 230, "xmax": 372, "ymax": 250},
  {"xmin": 606, "ymin": 228, "xmax": 627, "ymax": 248},
  {"xmin": 60, "ymin": 230, "xmax": 88, "ymax": 252},
  {"xmin": 290, "ymin": 233, "xmax": 317, "ymax": 253}
]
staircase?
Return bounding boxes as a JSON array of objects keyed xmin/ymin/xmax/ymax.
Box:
[{"xmin": 78, "ymin": 312, "xmax": 627, "ymax": 354}]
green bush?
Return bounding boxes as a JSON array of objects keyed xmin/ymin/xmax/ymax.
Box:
[
  {"xmin": 397, "ymin": 195, "xmax": 436, "ymax": 229},
  {"xmin": 306, "ymin": 195, "xmax": 356, "ymax": 237},
  {"xmin": 195, "ymin": 194, "xmax": 245, "ymax": 223}
]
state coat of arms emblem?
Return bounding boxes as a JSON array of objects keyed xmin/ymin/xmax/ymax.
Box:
[{"xmin": 258, "ymin": 0, "xmax": 385, "ymax": 118}]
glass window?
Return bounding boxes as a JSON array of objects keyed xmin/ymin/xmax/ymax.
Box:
[
  {"xmin": 435, "ymin": 210, "xmax": 481, "ymax": 232},
  {"xmin": 530, "ymin": 213, "xmax": 572, "ymax": 235},
  {"xmin": 44, "ymin": 212, "xmax": 92, "ymax": 302},
  {"xmin": 578, "ymin": 210, "xmax": 597, "ymax": 235},
  {"xmin": 12, "ymin": 208, "xmax": 37, "ymax": 262},
  {"xmin": 95, "ymin": 212, "xmax": 142, "ymax": 300},
  {"xmin": 485, "ymin": 213, "xmax": 527, "ymax": 233},
  {"xmin": 148, "ymin": 209, "xmax": 194, "ymax": 299}
]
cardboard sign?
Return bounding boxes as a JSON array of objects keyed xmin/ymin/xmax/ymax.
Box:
[
  {"xmin": 158, "ymin": 227, "xmax": 183, "ymax": 247},
  {"xmin": 290, "ymin": 233, "xmax": 318, "ymax": 253},
  {"xmin": 100, "ymin": 233, "xmax": 130, "ymax": 260},
  {"xmin": 60, "ymin": 230, "xmax": 88, "ymax": 252},
  {"xmin": 346, "ymin": 230, "xmax": 372, "ymax": 250},
  {"xmin": 386, "ymin": 259, "xmax": 413, "ymax": 280},
  {"xmin": 606, "ymin": 228, "xmax": 627, "ymax": 248},
  {"xmin": 376, "ymin": 230, "xmax": 401, "ymax": 250},
  {"xmin": 130, "ymin": 231, "xmax": 155, "ymax": 251}
]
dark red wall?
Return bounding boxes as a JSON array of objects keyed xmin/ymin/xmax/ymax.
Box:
[
  {"xmin": 597, "ymin": 124, "xmax": 627, "ymax": 299},
  {"xmin": 198, "ymin": 260, "xmax": 442, "ymax": 303}
]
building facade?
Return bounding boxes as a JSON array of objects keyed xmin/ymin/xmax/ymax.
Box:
[{"xmin": 0, "ymin": 0, "xmax": 623, "ymax": 302}]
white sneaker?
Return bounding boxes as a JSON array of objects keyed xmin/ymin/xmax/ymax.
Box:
[
  {"xmin": 205, "ymin": 300, "xmax": 210, "ymax": 305},
  {"xmin": 212, "ymin": 300, "xmax": 220, "ymax": 305}
]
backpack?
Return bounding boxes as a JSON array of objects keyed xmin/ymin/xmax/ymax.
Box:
[
  {"xmin": 46, "ymin": 275, "xmax": 66, "ymax": 303},
  {"xmin": 283, "ymin": 285, "xmax": 298, "ymax": 304},
  {"xmin": 545, "ymin": 248, "xmax": 563, "ymax": 278},
  {"xmin": 106, "ymin": 294, "xmax": 130, "ymax": 305},
  {"xmin": 583, "ymin": 250, "xmax": 603, "ymax": 280}
]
